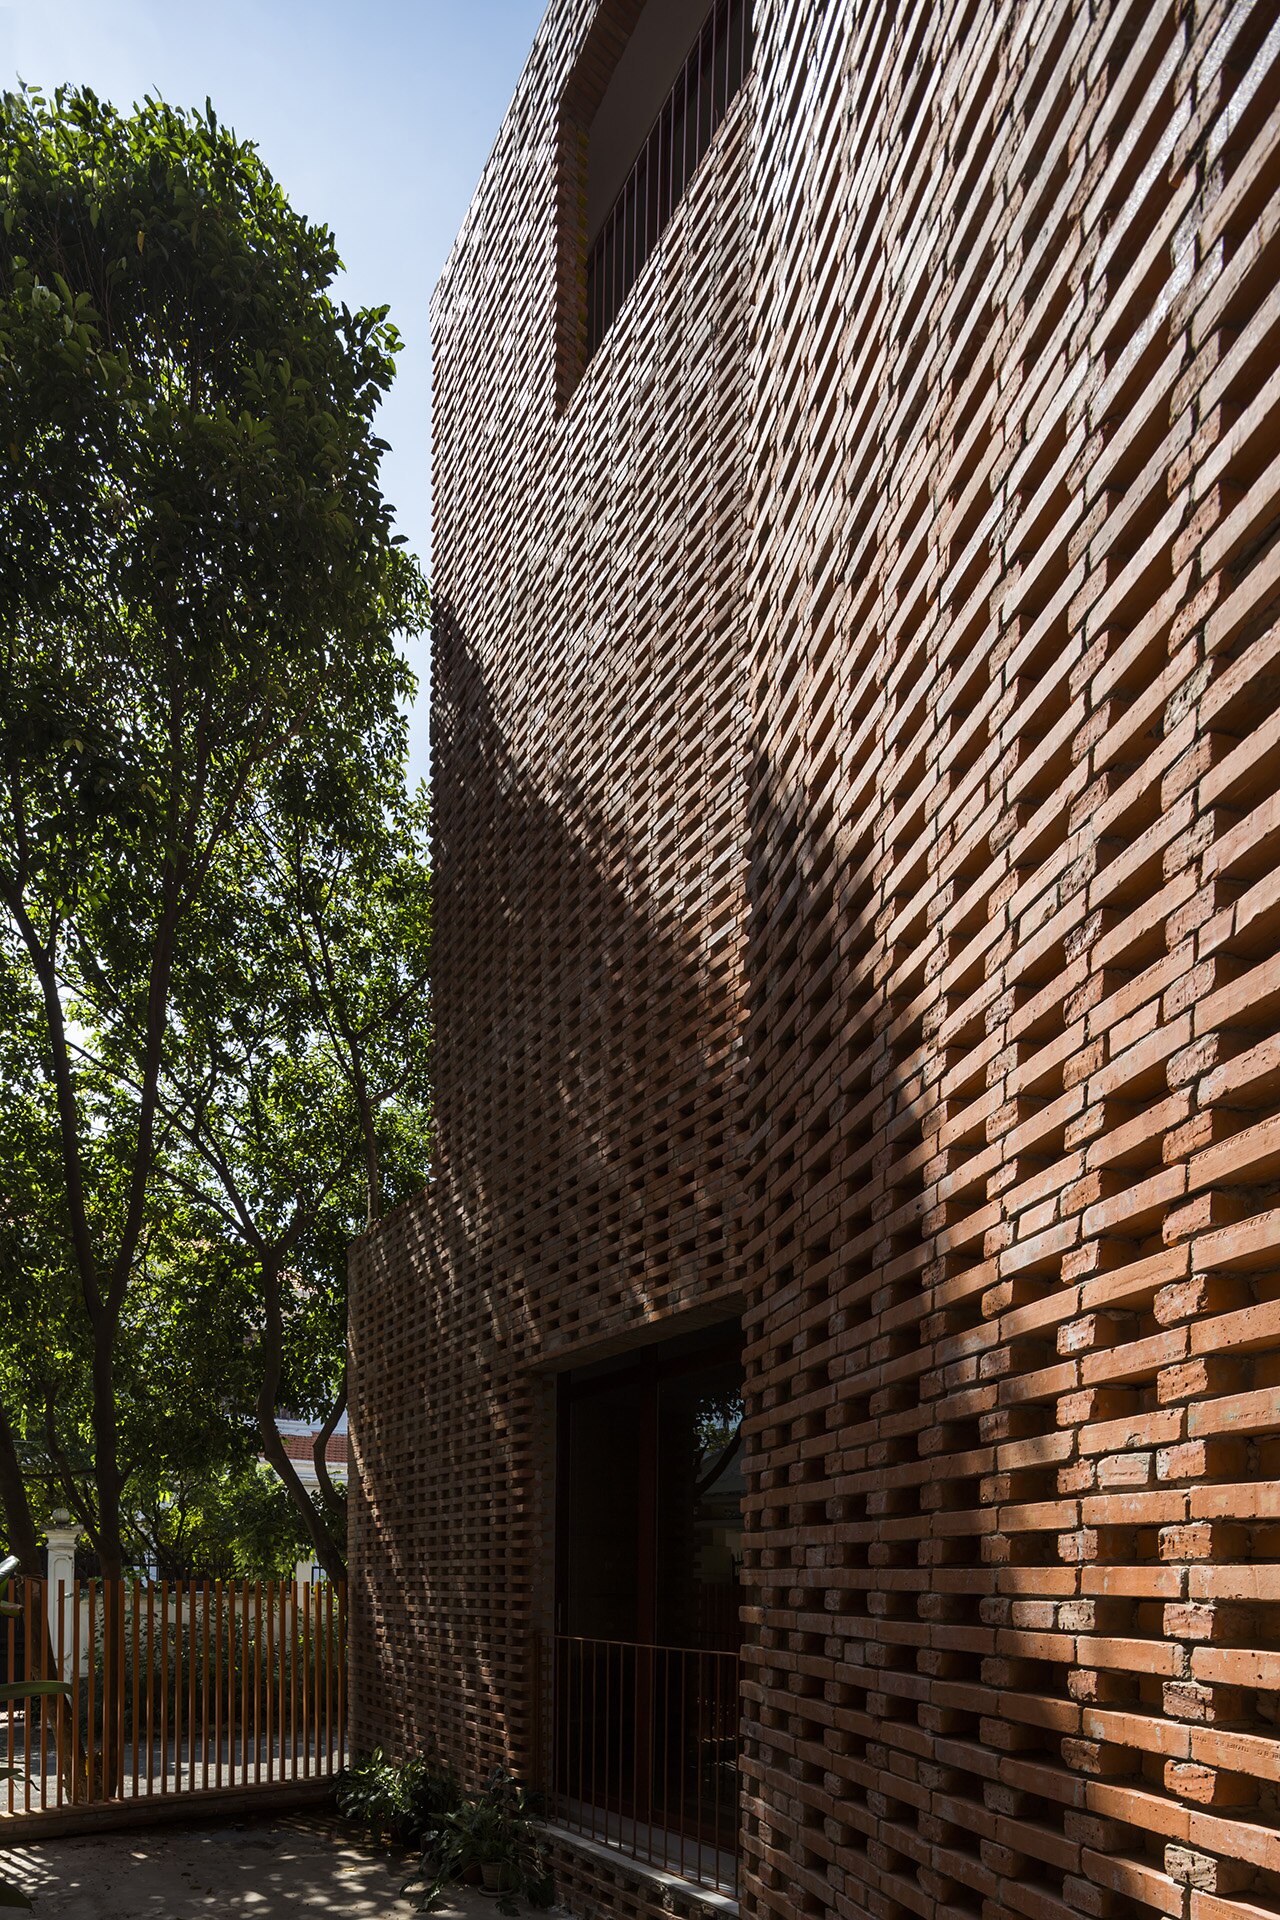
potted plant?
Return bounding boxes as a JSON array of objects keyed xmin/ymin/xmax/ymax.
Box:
[
  {"xmin": 337, "ymin": 1747, "xmax": 459, "ymax": 1849},
  {"xmin": 408, "ymin": 1767, "xmax": 555, "ymax": 1915}
]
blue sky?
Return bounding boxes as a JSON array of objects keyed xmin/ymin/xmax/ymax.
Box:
[{"xmin": 3, "ymin": 0, "xmax": 547, "ymax": 783}]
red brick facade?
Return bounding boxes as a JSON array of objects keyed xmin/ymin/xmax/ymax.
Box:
[{"xmin": 350, "ymin": 2, "xmax": 1280, "ymax": 1917}]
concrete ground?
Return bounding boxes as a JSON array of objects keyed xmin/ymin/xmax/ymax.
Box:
[{"xmin": 0, "ymin": 1814, "xmax": 511, "ymax": 1918}]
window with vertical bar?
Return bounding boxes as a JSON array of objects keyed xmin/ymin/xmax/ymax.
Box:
[{"xmin": 585, "ymin": 0, "xmax": 751, "ymax": 362}]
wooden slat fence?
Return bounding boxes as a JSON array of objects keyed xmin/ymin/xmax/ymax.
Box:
[{"xmin": 1, "ymin": 1577, "xmax": 345, "ymax": 1828}]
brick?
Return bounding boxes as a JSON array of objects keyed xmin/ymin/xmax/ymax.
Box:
[{"xmin": 348, "ymin": 5, "xmax": 1280, "ymax": 1918}]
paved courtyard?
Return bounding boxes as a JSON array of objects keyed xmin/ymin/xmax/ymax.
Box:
[{"xmin": 0, "ymin": 1814, "xmax": 504, "ymax": 1918}]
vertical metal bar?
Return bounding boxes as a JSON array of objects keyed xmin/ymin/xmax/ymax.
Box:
[
  {"xmin": 661, "ymin": 1648, "xmax": 671, "ymax": 1872},
  {"xmin": 692, "ymin": 18, "xmax": 702, "ymax": 165},
  {"xmin": 601, "ymin": 216, "xmax": 609, "ymax": 347},
  {"xmin": 240, "ymin": 1580, "xmax": 250, "ymax": 1787},
  {"xmin": 106, "ymin": 1579, "xmax": 118, "ymax": 1803},
  {"xmin": 712, "ymin": 1651, "xmax": 722, "ymax": 1885},
  {"xmin": 37, "ymin": 1580, "xmax": 49, "ymax": 1813},
  {"xmin": 97, "ymin": 1581, "xmax": 109, "ymax": 1806},
  {"xmin": 591, "ymin": 241, "xmax": 602, "ymax": 359},
  {"xmin": 4, "ymin": 1577, "xmax": 13, "ymax": 1814},
  {"xmin": 171, "ymin": 1578, "xmax": 181, "ymax": 1797},
  {"xmin": 280, "ymin": 1579, "xmax": 288, "ymax": 1781},
  {"xmin": 145, "ymin": 1582, "xmax": 154, "ymax": 1797},
  {"xmin": 695, "ymin": 1652, "xmax": 706, "ymax": 1885},
  {"xmin": 300, "ymin": 1582, "xmax": 309, "ymax": 1779},
  {"xmin": 734, "ymin": 1651, "xmax": 741, "ymax": 1897},
  {"xmin": 55, "ymin": 1578, "xmax": 67, "ymax": 1809},
  {"xmin": 26, "ymin": 1580, "xmax": 38, "ymax": 1812},
  {"xmin": 206, "ymin": 1578, "xmax": 216, "ymax": 1790},
  {"xmin": 254, "ymin": 1581, "xmax": 263, "ymax": 1787},
  {"xmin": 632, "ymin": 1642, "xmax": 642, "ymax": 1862},
  {"xmin": 679, "ymin": 1650, "xmax": 688, "ymax": 1880},
  {"xmin": 707, "ymin": 0, "xmax": 716, "ymax": 135},
  {"xmin": 230, "ymin": 1578, "xmax": 238, "ymax": 1787},
  {"xmin": 4, "ymin": 1578, "xmax": 12, "ymax": 1816},
  {"xmin": 265, "ymin": 1582, "xmax": 276, "ymax": 1784},
  {"xmin": 575, "ymin": 1641, "xmax": 584, "ymax": 1829},
  {"xmin": 558, "ymin": 1638, "xmax": 566, "ymax": 1813},
  {"xmin": 617, "ymin": 1644, "xmax": 627, "ymax": 1855},
  {"xmin": 324, "ymin": 1582, "xmax": 334, "ymax": 1773},
  {"xmin": 70, "ymin": 1579, "xmax": 82, "ymax": 1806},
  {"xmin": 114, "ymin": 1579, "xmax": 125, "ymax": 1806},
  {"xmin": 337, "ymin": 1582, "xmax": 347, "ymax": 1770},
  {"xmin": 313, "ymin": 1584, "xmax": 321, "ymax": 1775},
  {"xmin": 602, "ymin": 1637, "xmax": 611, "ymax": 1840},
  {"xmin": 81, "ymin": 1579, "xmax": 94, "ymax": 1809},
  {"xmin": 187, "ymin": 1579, "xmax": 197, "ymax": 1792},
  {"xmin": 216, "ymin": 1579, "xmax": 225, "ymax": 1789},
  {"xmin": 131, "ymin": 1579, "xmax": 141, "ymax": 1802},
  {"xmin": 172, "ymin": 1579, "xmax": 182, "ymax": 1797},
  {"xmin": 290, "ymin": 1578, "xmax": 299, "ymax": 1780},
  {"xmin": 225, "ymin": 1581, "xmax": 232, "ymax": 1787},
  {"xmin": 92, "ymin": 1578, "xmax": 103, "ymax": 1810},
  {"xmin": 159, "ymin": 1579, "xmax": 169, "ymax": 1795},
  {"xmin": 24, "ymin": 1576, "xmax": 37, "ymax": 1812},
  {"xmin": 317, "ymin": 1583, "xmax": 325, "ymax": 1773},
  {"xmin": 596, "ymin": 1640, "xmax": 604, "ymax": 1842}
]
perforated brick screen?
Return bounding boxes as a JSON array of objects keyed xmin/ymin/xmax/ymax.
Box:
[{"xmin": 350, "ymin": 2, "xmax": 1280, "ymax": 1917}]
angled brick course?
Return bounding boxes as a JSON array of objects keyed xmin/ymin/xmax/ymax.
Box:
[{"xmin": 350, "ymin": 2, "xmax": 1280, "ymax": 1917}]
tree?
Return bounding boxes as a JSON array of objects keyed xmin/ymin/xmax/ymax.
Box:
[
  {"xmin": 0, "ymin": 782, "xmax": 431, "ymax": 1591},
  {"xmin": 130, "ymin": 1459, "xmax": 316, "ymax": 1582},
  {"xmin": 0, "ymin": 945, "xmax": 60, "ymax": 1577},
  {"xmin": 0, "ymin": 82, "xmax": 424, "ymax": 1593},
  {"xmin": 155, "ymin": 776, "xmax": 432, "ymax": 1578}
]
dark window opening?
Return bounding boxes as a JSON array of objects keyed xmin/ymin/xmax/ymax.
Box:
[
  {"xmin": 540, "ymin": 1321, "xmax": 743, "ymax": 1891},
  {"xmin": 556, "ymin": 1323, "xmax": 744, "ymax": 1649},
  {"xmin": 584, "ymin": 0, "xmax": 752, "ymax": 361}
]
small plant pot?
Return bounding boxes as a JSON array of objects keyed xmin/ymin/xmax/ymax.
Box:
[{"xmin": 481, "ymin": 1862, "xmax": 516, "ymax": 1893}]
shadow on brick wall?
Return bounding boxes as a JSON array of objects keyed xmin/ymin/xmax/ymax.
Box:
[{"xmin": 349, "ymin": 605, "xmax": 747, "ymax": 1777}]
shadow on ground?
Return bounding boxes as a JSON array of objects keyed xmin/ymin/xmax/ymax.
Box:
[{"xmin": 0, "ymin": 1814, "xmax": 507, "ymax": 1918}]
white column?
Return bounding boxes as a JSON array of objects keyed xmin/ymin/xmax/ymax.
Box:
[{"xmin": 45, "ymin": 1511, "xmax": 82, "ymax": 1679}]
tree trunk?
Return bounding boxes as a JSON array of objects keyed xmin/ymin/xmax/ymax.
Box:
[
  {"xmin": 312, "ymin": 1381, "xmax": 347, "ymax": 1520},
  {"xmin": 352, "ymin": 1066, "xmax": 381, "ymax": 1227},
  {"xmin": 259, "ymin": 1414, "xmax": 346, "ymax": 1583},
  {"xmin": 0, "ymin": 1397, "xmax": 41, "ymax": 1577},
  {"xmin": 90, "ymin": 1322, "xmax": 127, "ymax": 1798},
  {"xmin": 256, "ymin": 1258, "xmax": 346, "ymax": 1582}
]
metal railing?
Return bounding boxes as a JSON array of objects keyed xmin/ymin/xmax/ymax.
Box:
[
  {"xmin": 586, "ymin": 0, "xmax": 752, "ymax": 358},
  {"xmin": 537, "ymin": 1633, "xmax": 740, "ymax": 1896},
  {"xmin": 1, "ymin": 1576, "xmax": 345, "ymax": 1819}
]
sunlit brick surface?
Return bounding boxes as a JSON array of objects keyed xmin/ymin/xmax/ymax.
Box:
[{"xmin": 351, "ymin": 2, "xmax": 1280, "ymax": 1916}]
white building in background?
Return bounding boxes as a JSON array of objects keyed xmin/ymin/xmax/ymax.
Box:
[{"xmin": 272, "ymin": 1418, "xmax": 348, "ymax": 1588}]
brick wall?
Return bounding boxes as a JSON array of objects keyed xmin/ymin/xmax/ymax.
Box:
[
  {"xmin": 348, "ymin": 0, "xmax": 754, "ymax": 1790},
  {"xmin": 350, "ymin": 1, "xmax": 1280, "ymax": 1917}
]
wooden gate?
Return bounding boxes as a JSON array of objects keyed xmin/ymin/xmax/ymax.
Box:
[{"xmin": 1, "ymin": 1576, "xmax": 346, "ymax": 1836}]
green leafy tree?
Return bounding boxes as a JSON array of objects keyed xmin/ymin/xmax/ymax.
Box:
[
  {"xmin": 0, "ymin": 946, "xmax": 62, "ymax": 1577},
  {"xmin": 130, "ymin": 1459, "xmax": 316, "ymax": 1581},
  {"xmin": 0, "ymin": 82, "xmax": 423, "ymax": 1595},
  {"xmin": 155, "ymin": 777, "xmax": 432, "ymax": 1578}
]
